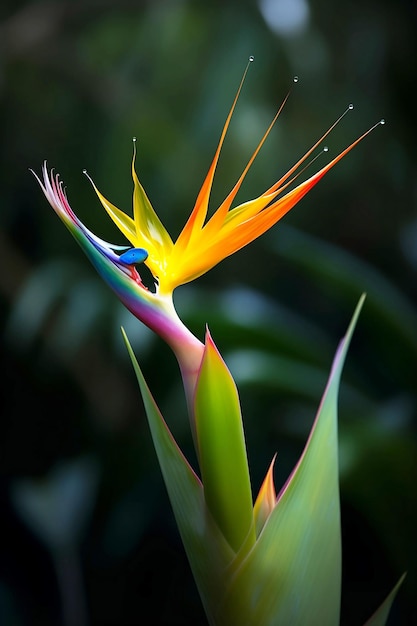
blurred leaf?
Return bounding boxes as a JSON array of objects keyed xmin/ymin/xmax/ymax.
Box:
[
  {"xmin": 11, "ymin": 456, "xmax": 99, "ymax": 550},
  {"xmin": 272, "ymin": 226, "xmax": 417, "ymax": 366},
  {"xmin": 47, "ymin": 278, "xmax": 108, "ymax": 359},
  {"xmin": 0, "ymin": 582, "xmax": 25, "ymax": 626},
  {"xmin": 226, "ymin": 348, "xmax": 374, "ymax": 411},
  {"xmin": 177, "ymin": 285, "xmax": 335, "ymax": 364},
  {"xmin": 5, "ymin": 260, "xmax": 83, "ymax": 350},
  {"xmin": 100, "ymin": 480, "xmax": 158, "ymax": 560}
]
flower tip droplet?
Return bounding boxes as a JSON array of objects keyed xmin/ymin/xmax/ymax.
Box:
[
  {"xmin": 380, "ymin": 118, "xmax": 386, "ymax": 125},
  {"xmin": 323, "ymin": 146, "xmax": 329, "ymax": 152},
  {"xmin": 248, "ymin": 55, "xmax": 255, "ymax": 62},
  {"xmin": 348, "ymin": 103, "xmax": 354, "ymax": 110},
  {"xmin": 132, "ymin": 136, "xmax": 137, "ymax": 143},
  {"xmin": 82, "ymin": 168, "xmax": 94, "ymax": 185},
  {"xmin": 293, "ymin": 75, "xmax": 299, "ymax": 83}
]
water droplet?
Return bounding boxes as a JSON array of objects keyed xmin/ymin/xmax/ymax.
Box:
[
  {"xmin": 132, "ymin": 136, "xmax": 137, "ymax": 142},
  {"xmin": 380, "ymin": 118, "xmax": 386, "ymax": 125},
  {"xmin": 323, "ymin": 146, "xmax": 329, "ymax": 152},
  {"xmin": 82, "ymin": 169, "xmax": 87, "ymax": 175},
  {"xmin": 293, "ymin": 75, "xmax": 299, "ymax": 83},
  {"xmin": 348, "ymin": 103, "xmax": 354, "ymax": 110},
  {"xmin": 248, "ymin": 55, "xmax": 254, "ymax": 62}
]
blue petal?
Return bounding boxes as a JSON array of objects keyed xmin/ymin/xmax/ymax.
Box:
[{"xmin": 119, "ymin": 248, "xmax": 149, "ymax": 265}]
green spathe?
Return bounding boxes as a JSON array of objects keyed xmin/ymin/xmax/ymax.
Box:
[{"xmin": 194, "ymin": 329, "xmax": 255, "ymax": 554}]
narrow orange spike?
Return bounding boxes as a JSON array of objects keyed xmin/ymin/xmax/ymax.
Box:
[
  {"xmin": 221, "ymin": 146, "xmax": 331, "ymax": 230},
  {"xmin": 265, "ymin": 104, "xmax": 355, "ymax": 196},
  {"xmin": 167, "ymin": 119, "xmax": 384, "ymax": 289},
  {"xmin": 213, "ymin": 120, "xmax": 386, "ymax": 260},
  {"xmin": 203, "ymin": 89, "xmax": 293, "ymax": 238},
  {"xmin": 174, "ymin": 57, "xmax": 254, "ymax": 252}
]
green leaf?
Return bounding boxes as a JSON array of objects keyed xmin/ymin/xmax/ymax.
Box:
[
  {"xmin": 121, "ymin": 329, "xmax": 234, "ymax": 625},
  {"xmin": 363, "ymin": 573, "xmax": 406, "ymax": 626},
  {"xmin": 219, "ymin": 295, "xmax": 366, "ymax": 626},
  {"xmin": 194, "ymin": 329, "xmax": 255, "ymax": 555}
]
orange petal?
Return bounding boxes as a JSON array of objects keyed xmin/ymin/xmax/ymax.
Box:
[
  {"xmin": 203, "ymin": 92, "xmax": 291, "ymax": 239},
  {"xmin": 174, "ymin": 60, "xmax": 253, "ymax": 254}
]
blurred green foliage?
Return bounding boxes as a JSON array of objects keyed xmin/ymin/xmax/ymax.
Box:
[{"xmin": 0, "ymin": 1, "xmax": 416, "ymax": 624}]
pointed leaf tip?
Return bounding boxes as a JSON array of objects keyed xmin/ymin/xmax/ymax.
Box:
[
  {"xmin": 363, "ymin": 573, "xmax": 406, "ymax": 626},
  {"xmin": 254, "ymin": 454, "xmax": 277, "ymax": 536}
]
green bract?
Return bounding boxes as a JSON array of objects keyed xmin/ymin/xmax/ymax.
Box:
[{"xmin": 194, "ymin": 329, "xmax": 255, "ymax": 555}]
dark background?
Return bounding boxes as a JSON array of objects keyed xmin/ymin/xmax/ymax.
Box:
[{"xmin": 1, "ymin": 1, "xmax": 416, "ymax": 624}]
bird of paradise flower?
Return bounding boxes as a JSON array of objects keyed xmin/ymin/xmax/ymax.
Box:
[
  {"xmin": 33, "ymin": 59, "xmax": 404, "ymax": 626},
  {"xmin": 32, "ymin": 59, "xmax": 384, "ymax": 400}
]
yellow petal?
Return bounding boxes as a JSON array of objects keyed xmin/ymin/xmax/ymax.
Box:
[
  {"xmin": 92, "ymin": 183, "xmax": 138, "ymax": 245},
  {"xmin": 131, "ymin": 144, "xmax": 173, "ymax": 256}
]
